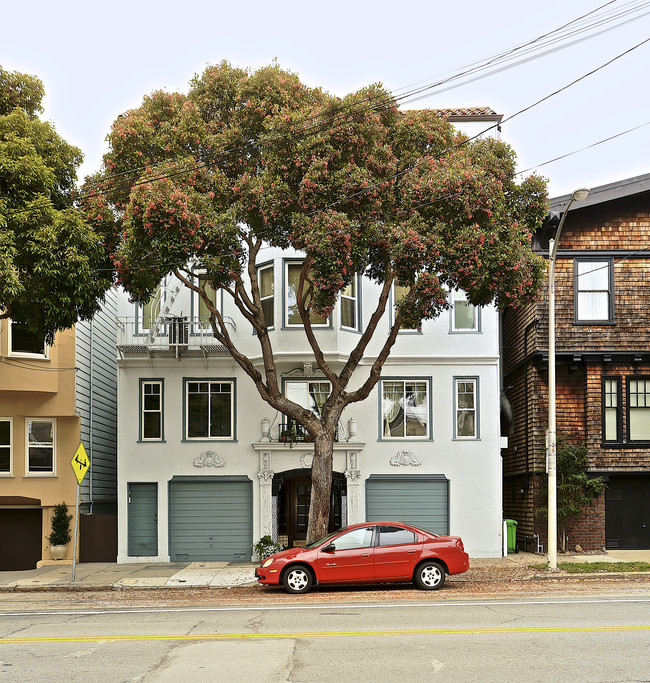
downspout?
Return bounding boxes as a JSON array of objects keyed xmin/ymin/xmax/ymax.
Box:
[
  {"xmin": 89, "ymin": 318, "xmax": 94, "ymax": 513},
  {"xmin": 523, "ymin": 318, "xmax": 539, "ymax": 491}
]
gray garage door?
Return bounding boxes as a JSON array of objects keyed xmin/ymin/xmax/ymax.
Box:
[
  {"xmin": 365, "ymin": 475, "xmax": 449, "ymax": 535},
  {"xmin": 168, "ymin": 477, "xmax": 252, "ymax": 562}
]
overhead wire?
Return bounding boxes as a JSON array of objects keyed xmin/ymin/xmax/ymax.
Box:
[{"xmin": 4, "ymin": 0, "xmax": 650, "ymax": 220}]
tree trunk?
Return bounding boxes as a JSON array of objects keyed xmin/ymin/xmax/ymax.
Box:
[{"xmin": 306, "ymin": 430, "xmax": 334, "ymax": 544}]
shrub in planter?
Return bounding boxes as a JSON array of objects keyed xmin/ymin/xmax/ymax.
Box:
[
  {"xmin": 48, "ymin": 502, "xmax": 72, "ymax": 547},
  {"xmin": 254, "ymin": 535, "xmax": 283, "ymax": 560}
]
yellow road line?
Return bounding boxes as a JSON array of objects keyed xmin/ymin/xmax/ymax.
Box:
[{"xmin": 2, "ymin": 625, "xmax": 650, "ymax": 644}]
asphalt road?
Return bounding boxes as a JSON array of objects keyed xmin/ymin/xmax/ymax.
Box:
[{"xmin": 1, "ymin": 591, "xmax": 649, "ymax": 682}]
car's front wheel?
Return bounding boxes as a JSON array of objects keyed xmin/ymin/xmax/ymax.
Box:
[
  {"xmin": 414, "ymin": 560, "xmax": 445, "ymax": 590},
  {"xmin": 282, "ymin": 566, "xmax": 314, "ymax": 594}
]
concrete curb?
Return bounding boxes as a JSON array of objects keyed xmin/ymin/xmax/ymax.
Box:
[{"xmin": 1, "ymin": 573, "xmax": 647, "ymax": 593}]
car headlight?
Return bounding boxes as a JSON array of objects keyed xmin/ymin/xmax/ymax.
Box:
[{"xmin": 262, "ymin": 557, "xmax": 274, "ymax": 568}]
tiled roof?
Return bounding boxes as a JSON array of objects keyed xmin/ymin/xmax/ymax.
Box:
[{"xmin": 433, "ymin": 107, "xmax": 499, "ymax": 117}]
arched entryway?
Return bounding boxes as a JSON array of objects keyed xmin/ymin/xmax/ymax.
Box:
[{"xmin": 273, "ymin": 469, "xmax": 346, "ymax": 548}]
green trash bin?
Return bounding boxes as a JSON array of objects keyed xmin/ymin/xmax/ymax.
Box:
[{"xmin": 505, "ymin": 519, "xmax": 518, "ymax": 554}]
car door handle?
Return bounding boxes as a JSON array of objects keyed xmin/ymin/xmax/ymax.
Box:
[
  {"xmin": 361, "ymin": 554, "xmax": 370, "ymax": 557},
  {"xmin": 408, "ymin": 550, "xmax": 417, "ymax": 553}
]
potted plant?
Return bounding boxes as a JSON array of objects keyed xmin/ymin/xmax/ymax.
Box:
[
  {"xmin": 254, "ymin": 535, "xmax": 283, "ymax": 560},
  {"xmin": 48, "ymin": 502, "xmax": 72, "ymax": 560}
]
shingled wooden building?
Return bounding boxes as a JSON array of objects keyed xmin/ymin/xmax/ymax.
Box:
[{"xmin": 502, "ymin": 173, "xmax": 650, "ymax": 552}]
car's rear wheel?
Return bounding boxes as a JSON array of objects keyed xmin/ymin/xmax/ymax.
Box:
[
  {"xmin": 414, "ymin": 560, "xmax": 445, "ymax": 590},
  {"xmin": 282, "ymin": 566, "xmax": 313, "ymax": 594}
]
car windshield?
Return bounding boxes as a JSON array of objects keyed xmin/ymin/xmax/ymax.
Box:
[{"xmin": 305, "ymin": 529, "xmax": 345, "ymax": 549}]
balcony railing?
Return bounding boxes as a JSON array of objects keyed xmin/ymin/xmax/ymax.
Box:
[
  {"xmin": 277, "ymin": 421, "xmax": 339, "ymax": 443},
  {"xmin": 116, "ymin": 316, "xmax": 235, "ymax": 359}
]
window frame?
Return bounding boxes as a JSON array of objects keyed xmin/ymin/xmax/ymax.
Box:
[
  {"xmin": 340, "ymin": 276, "xmax": 361, "ymax": 332},
  {"xmin": 627, "ymin": 375, "xmax": 650, "ymax": 443},
  {"xmin": 25, "ymin": 418, "xmax": 56, "ymax": 476},
  {"xmin": 449, "ymin": 289, "xmax": 480, "ymax": 333},
  {"xmin": 135, "ymin": 279, "xmax": 166, "ymax": 335},
  {"xmin": 190, "ymin": 274, "xmax": 221, "ymax": 334},
  {"xmin": 283, "ymin": 259, "xmax": 332, "ymax": 329},
  {"xmin": 8, "ymin": 320, "xmax": 48, "ymax": 358},
  {"xmin": 602, "ymin": 376, "xmax": 622, "ymax": 444},
  {"xmin": 573, "ymin": 258, "xmax": 614, "ymax": 324},
  {"xmin": 256, "ymin": 261, "xmax": 275, "ymax": 330},
  {"xmin": 140, "ymin": 379, "xmax": 164, "ymax": 442},
  {"xmin": 0, "ymin": 418, "xmax": 12, "ymax": 476},
  {"xmin": 390, "ymin": 282, "xmax": 422, "ymax": 334},
  {"xmin": 183, "ymin": 378, "xmax": 236, "ymax": 442},
  {"xmin": 379, "ymin": 377, "xmax": 432, "ymax": 441},
  {"xmin": 454, "ymin": 377, "xmax": 479, "ymax": 440}
]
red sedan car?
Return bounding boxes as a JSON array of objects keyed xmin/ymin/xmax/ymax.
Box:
[{"xmin": 255, "ymin": 521, "xmax": 469, "ymax": 594}]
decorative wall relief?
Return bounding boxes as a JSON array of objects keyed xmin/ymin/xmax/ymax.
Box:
[
  {"xmin": 348, "ymin": 452, "xmax": 357, "ymax": 470},
  {"xmin": 299, "ymin": 452, "xmax": 313, "ymax": 468},
  {"xmin": 257, "ymin": 469, "xmax": 274, "ymax": 483},
  {"xmin": 344, "ymin": 469, "xmax": 361, "ymax": 482},
  {"xmin": 193, "ymin": 451, "xmax": 225, "ymax": 468},
  {"xmin": 389, "ymin": 450, "xmax": 422, "ymax": 466}
]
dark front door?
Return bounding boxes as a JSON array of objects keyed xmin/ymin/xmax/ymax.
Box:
[
  {"xmin": 0, "ymin": 509, "xmax": 42, "ymax": 570},
  {"xmin": 278, "ymin": 475, "xmax": 344, "ymax": 548},
  {"xmin": 606, "ymin": 476, "xmax": 650, "ymax": 549}
]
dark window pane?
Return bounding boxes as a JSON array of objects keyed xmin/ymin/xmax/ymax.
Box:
[
  {"xmin": 143, "ymin": 413, "xmax": 161, "ymax": 440},
  {"xmin": 29, "ymin": 446, "xmax": 53, "ymax": 472},
  {"xmin": 11, "ymin": 323, "xmax": 45, "ymax": 354},
  {"xmin": 209, "ymin": 391, "xmax": 231, "ymax": 437},
  {"xmin": 188, "ymin": 393, "xmax": 209, "ymax": 438},
  {"xmin": 0, "ymin": 447, "xmax": 9, "ymax": 472},
  {"xmin": 0, "ymin": 421, "xmax": 9, "ymax": 446}
]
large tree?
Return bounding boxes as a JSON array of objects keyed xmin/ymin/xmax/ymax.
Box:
[
  {"xmin": 89, "ymin": 62, "xmax": 548, "ymax": 542},
  {"xmin": 0, "ymin": 67, "xmax": 112, "ymax": 343}
]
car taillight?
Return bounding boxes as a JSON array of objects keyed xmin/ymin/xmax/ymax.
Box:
[{"xmin": 456, "ymin": 539, "xmax": 464, "ymax": 552}]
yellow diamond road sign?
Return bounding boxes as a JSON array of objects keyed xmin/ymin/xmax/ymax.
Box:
[{"xmin": 71, "ymin": 443, "xmax": 89, "ymax": 485}]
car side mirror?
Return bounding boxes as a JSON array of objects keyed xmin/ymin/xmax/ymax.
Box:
[{"xmin": 322, "ymin": 543, "xmax": 336, "ymax": 553}]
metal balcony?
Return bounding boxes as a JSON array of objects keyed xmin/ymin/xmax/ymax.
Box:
[{"xmin": 116, "ymin": 316, "xmax": 235, "ymax": 361}]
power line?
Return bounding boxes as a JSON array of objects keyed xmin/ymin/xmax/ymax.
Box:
[{"xmin": 4, "ymin": 1, "xmax": 650, "ymax": 219}]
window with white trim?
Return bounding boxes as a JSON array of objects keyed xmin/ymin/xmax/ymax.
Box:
[
  {"xmin": 285, "ymin": 380, "xmax": 331, "ymax": 417},
  {"xmin": 392, "ymin": 282, "xmax": 419, "ymax": 332},
  {"xmin": 340, "ymin": 278, "xmax": 359, "ymax": 330},
  {"xmin": 9, "ymin": 320, "xmax": 46, "ymax": 357},
  {"xmin": 136, "ymin": 281, "xmax": 164, "ymax": 333},
  {"xmin": 285, "ymin": 261, "xmax": 329, "ymax": 327},
  {"xmin": 0, "ymin": 419, "xmax": 11, "ymax": 475},
  {"xmin": 141, "ymin": 381, "xmax": 163, "ymax": 441},
  {"xmin": 450, "ymin": 289, "xmax": 478, "ymax": 331},
  {"xmin": 258, "ymin": 263, "xmax": 274, "ymax": 328},
  {"xmin": 185, "ymin": 380, "xmax": 235, "ymax": 440},
  {"xmin": 26, "ymin": 419, "xmax": 55, "ymax": 474},
  {"xmin": 381, "ymin": 380, "xmax": 429, "ymax": 438},
  {"xmin": 455, "ymin": 378, "xmax": 478, "ymax": 439},
  {"xmin": 575, "ymin": 259, "xmax": 613, "ymax": 322},
  {"xmin": 628, "ymin": 377, "xmax": 650, "ymax": 442}
]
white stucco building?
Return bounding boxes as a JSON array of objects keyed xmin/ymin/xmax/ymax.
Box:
[{"xmin": 116, "ymin": 109, "xmax": 507, "ymax": 562}]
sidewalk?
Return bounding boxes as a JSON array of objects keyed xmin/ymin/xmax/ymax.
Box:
[{"xmin": 1, "ymin": 550, "xmax": 648, "ymax": 592}]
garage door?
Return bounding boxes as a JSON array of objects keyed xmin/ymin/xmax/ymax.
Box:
[
  {"xmin": 169, "ymin": 477, "xmax": 252, "ymax": 562},
  {"xmin": 0, "ymin": 509, "xmax": 42, "ymax": 570},
  {"xmin": 366, "ymin": 475, "xmax": 449, "ymax": 535}
]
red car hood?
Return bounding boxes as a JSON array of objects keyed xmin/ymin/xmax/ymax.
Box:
[{"xmin": 269, "ymin": 546, "xmax": 314, "ymax": 562}]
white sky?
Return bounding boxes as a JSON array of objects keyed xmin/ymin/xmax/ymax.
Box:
[{"xmin": 2, "ymin": 0, "xmax": 649, "ymax": 198}]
